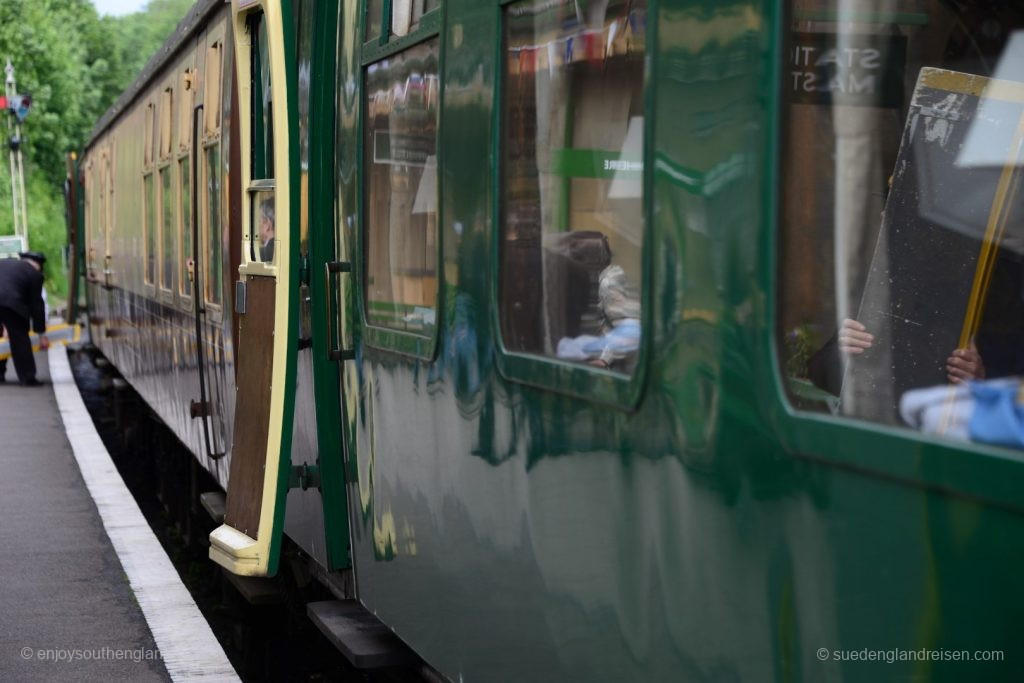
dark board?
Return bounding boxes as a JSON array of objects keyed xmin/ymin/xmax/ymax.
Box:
[
  {"xmin": 841, "ymin": 68, "xmax": 1024, "ymax": 424},
  {"xmin": 225, "ymin": 275, "xmax": 277, "ymax": 539}
]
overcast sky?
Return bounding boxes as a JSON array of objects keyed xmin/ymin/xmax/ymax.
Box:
[{"xmin": 91, "ymin": 0, "xmax": 149, "ymax": 17}]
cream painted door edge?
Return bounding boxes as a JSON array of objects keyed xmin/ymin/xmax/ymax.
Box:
[{"xmin": 211, "ymin": 0, "xmax": 297, "ymax": 577}]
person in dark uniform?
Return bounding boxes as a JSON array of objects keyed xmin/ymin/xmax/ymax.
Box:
[{"xmin": 0, "ymin": 251, "xmax": 50, "ymax": 386}]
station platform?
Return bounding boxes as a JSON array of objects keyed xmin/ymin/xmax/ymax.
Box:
[{"xmin": 0, "ymin": 345, "xmax": 237, "ymax": 681}]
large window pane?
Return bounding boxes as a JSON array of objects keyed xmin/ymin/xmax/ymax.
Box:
[
  {"xmin": 501, "ymin": 0, "xmax": 647, "ymax": 374},
  {"xmin": 205, "ymin": 145, "xmax": 222, "ymax": 305},
  {"xmin": 363, "ymin": 39, "xmax": 440, "ymax": 333},
  {"xmin": 144, "ymin": 172, "xmax": 155, "ymax": 285},
  {"xmin": 160, "ymin": 166, "xmax": 174, "ymax": 291},
  {"xmin": 365, "ymin": 0, "xmax": 384, "ymax": 41},
  {"xmin": 778, "ymin": 2, "xmax": 1024, "ymax": 449},
  {"xmin": 249, "ymin": 185, "xmax": 277, "ymax": 265},
  {"xmin": 256, "ymin": 13, "xmax": 274, "ymax": 179},
  {"xmin": 179, "ymin": 157, "xmax": 192, "ymax": 298}
]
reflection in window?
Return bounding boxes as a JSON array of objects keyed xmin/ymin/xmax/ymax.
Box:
[
  {"xmin": 501, "ymin": 0, "xmax": 646, "ymax": 374},
  {"xmin": 778, "ymin": 2, "xmax": 1024, "ymax": 449},
  {"xmin": 365, "ymin": 0, "xmax": 384, "ymax": 41},
  {"xmin": 144, "ymin": 172, "xmax": 155, "ymax": 285},
  {"xmin": 204, "ymin": 42, "xmax": 222, "ymax": 136},
  {"xmin": 363, "ymin": 39, "xmax": 440, "ymax": 333},
  {"xmin": 180, "ymin": 157, "xmax": 192, "ymax": 298},
  {"xmin": 256, "ymin": 14, "xmax": 274, "ymax": 179},
  {"xmin": 368, "ymin": 0, "xmax": 441, "ymax": 42},
  {"xmin": 249, "ymin": 186, "xmax": 276, "ymax": 264},
  {"xmin": 85, "ymin": 175, "xmax": 95, "ymax": 278},
  {"xmin": 160, "ymin": 166, "xmax": 174, "ymax": 291},
  {"xmin": 205, "ymin": 145, "xmax": 222, "ymax": 305}
]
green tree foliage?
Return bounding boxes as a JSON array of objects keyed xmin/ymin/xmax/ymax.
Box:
[{"xmin": 0, "ymin": 0, "xmax": 192, "ymax": 300}]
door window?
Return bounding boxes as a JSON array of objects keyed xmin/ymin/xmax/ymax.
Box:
[{"xmin": 246, "ymin": 12, "xmax": 277, "ymax": 266}]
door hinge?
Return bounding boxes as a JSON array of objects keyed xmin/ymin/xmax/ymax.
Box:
[{"xmin": 289, "ymin": 463, "xmax": 321, "ymax": 491}]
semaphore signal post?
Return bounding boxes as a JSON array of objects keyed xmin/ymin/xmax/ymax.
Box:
[{"xmin": 3, "ymin": 58, "xmax": 31, "ymax": 251}]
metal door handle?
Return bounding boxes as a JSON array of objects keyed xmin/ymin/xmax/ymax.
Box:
[{"xmin": 325, "ymin": 260, "xmax": 354, "ymax": 362}]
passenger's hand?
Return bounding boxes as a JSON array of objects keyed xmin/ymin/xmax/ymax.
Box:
[
  {"xmin": 838, "ymin": 318, "xmax": 873, "ymax": 354},
  {"xmin": 39, "ymin": 335, "xmax": 50, "ymax": 351},
  {"xmin": 947, "ymin": 346, "xmax": 984, "ymax": 383}
]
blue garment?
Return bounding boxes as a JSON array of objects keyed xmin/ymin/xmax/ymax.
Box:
[{"xmin": 968, "ymin": 378, "xmax": 1024, "ymax": 449}]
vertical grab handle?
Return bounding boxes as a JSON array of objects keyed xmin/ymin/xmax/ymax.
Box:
[{"xmin": 324, "ymin": 260, "xmax": 355, "ymax": 362}]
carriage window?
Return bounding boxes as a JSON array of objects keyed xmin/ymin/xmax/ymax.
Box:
[
  {"xmin": 144, "ymin": 103, "xmax": 155, "ymax": 166},
  {"xmin": 159, "ymin": 87, "xmax": 173, "ymax": 159},
  {"xmin": 253, "ymin": 14, "xmax": 274, "ymax": 180},
  {"xmin": 246, "ymin": 12, "xmax": 276, "ymax": 266},
  {"xmin": 500, "ymin": 0, "xmax": 646, "ymax": 374},
  {"xmin": 365, "ymin": 0, "xmax": 384, "ymax": 41},
  {"xmin": 363, "ymin": 39, "xmax": 440, "ymax": 334},
  {"xmin": 204, "ymin": 42, "xmax": 222, "ymax": 136},
  {"xmin": 144, "ymin": 172, "xmax": 156, "ymax": 286},
  {"xmin": 179, "ymin": 157, "xmax": 192, "ymax": 298},
  {"xmin": 85, "ymin": 169, "xmax": 96, "ymax": 279},
  {"xmin": 205, "ymin": 145, "xmax": 223, "ymax": 305},
  {"xmin": 367, "ymin": 0, "xmax": 440, "ymax": 43},
  {"xmin": 160, "ymin": 165, "xmax": 174, "ymax": 291},
  {"xmin": 179, "ymin": 68, "xmax": 194, "ymax": 151},
  {"xmin": 777, "ymin": 2, "xmax": 1024, "ymax": 450}
]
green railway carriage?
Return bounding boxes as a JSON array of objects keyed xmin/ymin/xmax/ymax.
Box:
[{"xmin": 77, "ymin": 0, "xmax": 1024, "ymax": 679}]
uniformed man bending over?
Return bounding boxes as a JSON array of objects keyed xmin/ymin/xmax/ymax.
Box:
[{"xmin": 0, "ymin": 251, "xmax": 50, "ymax": 386}]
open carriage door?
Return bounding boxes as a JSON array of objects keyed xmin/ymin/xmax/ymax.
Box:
[{"xmin": 210, "ymin": 0, "xmax": 298, "ymax": 577}]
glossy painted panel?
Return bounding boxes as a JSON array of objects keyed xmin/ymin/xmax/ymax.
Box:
[{"xmin": 339, "ymin": 0, "xmax": 1024, "ymax": 681}]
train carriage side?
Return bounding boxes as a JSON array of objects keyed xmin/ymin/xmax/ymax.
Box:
[
  {"xmin": 81, "ymin": 0, "xmax": 238, "ymax": 487},
  {"xmin": 315, "ymin": 0, "xmax": 1024, "ymax": 681}
]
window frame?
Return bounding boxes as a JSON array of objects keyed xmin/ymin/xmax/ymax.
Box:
[
  {"xmin": 766, "ymin": 2, "xmax": 1024, "ymax": 510},
  {"xmin": 202, "ymin": 140, "xmax": 225, "ymax": 311},
  {"xmin": 157, "ymin": 161, "xmax": 176, "ymax": 298},
  {"xmin": 201, "ymin": 25, "xmax": 226, "ymax": 317},
  {"xmin": 357, "ymin": 0, "xmax": 445, "ymax": 359},
  {"xmin": 489, "ymin": 0, "xmax": 656, "ymax": 409},
  {"xmin": 84, "ymin": 161, "xmax": 95, "ymax": 281},
  {"xmin": 178, "ymin": 152, "xmax": 194, "ymax": 307},
  {"xmin": 143, "ymin": 170, "xmax": 157, "ymax": 290},
  {"xmin": 141, "ymin": 94, "xmax": 159, "ymax": 292}
]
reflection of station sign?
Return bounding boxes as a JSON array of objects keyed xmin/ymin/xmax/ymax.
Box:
[
  {"xmin": 789, "ymin": 32, "xmax": 906, "ymax": 108},
  {"xmin": 373, "ymin": 131, "xmax": 434, "ymax": 167},
  {"xmin": 0, "ymin": 235, "xmax": 26, "ymax": 259}
]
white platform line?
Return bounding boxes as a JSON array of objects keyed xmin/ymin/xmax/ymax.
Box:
[{"xmin": 49, "ymin": 347, "xmax": 239, "ymax": 682}]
